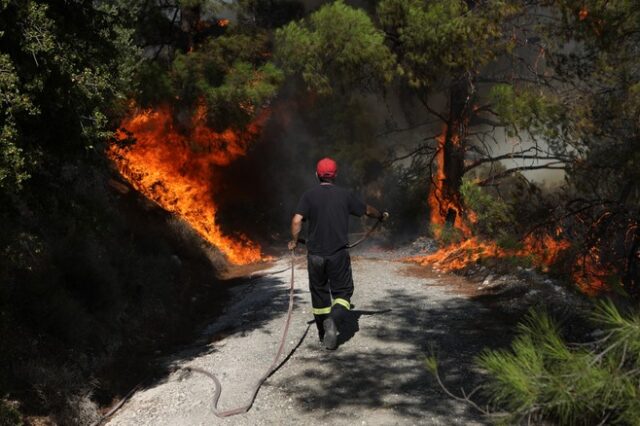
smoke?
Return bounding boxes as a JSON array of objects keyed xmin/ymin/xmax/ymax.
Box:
[
  {"xmin": 198, "ymin": 69, "xmax": 567, "ymax": 253},
  {"xmin": 214, "ymin": 90, "xmax": 319, "ymax": 250},
  {"xmin": 215, "ymin": 80, "xmax": 436, "ymax": 248}
]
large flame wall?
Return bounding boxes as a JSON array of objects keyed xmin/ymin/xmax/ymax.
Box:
[{"xmin": 108, "ymin": 105, "xmax": 264, "ymax": 265}]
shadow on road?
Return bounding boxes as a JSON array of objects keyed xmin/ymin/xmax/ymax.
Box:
[
  {"xmin": 113, "ymin": 259, "xmax": 521, "ymax": 425},
  {"xmin": 285, "ymin": 286, "xmax": 517, "ymax": 423},
  {"xmin": 119, "ymin": 270, "xmax": 303, "ymax": 395},
  {"xmin": 337, "ymin": 309, "xmax": 393, "ymax": 347}
]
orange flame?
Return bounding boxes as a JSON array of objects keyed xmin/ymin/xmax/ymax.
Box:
[
  {"xmin": 108, "ymin": 104, "xmax": 266, "ymax": 265},
  {"xmin": 579, "ymin": 7, "xmax": 589, "ymax": 21},
  {"xmin": 418, "ymin": 120, "xmax": 612, "ymax": 295},
  {"xmin": 428, "ymin": 128, "xmax": 473, "ymax": 237},
  {"xmin": 419, "ymin": 122, "xmax": 600, "ymax": 291},
  {"xmin": 522, "ymin": 231, "xmax": 571, "ymax": 272},
  {"xmin": 406, "ymin": 228, "xmax": 621, "ymax": 297},
  {"xmin": 408, "ymin": 231, "xmax": 570, "ymax": 274},
  {"xmin": 409, "ymin": 237, "xmax": 506, "ymax": 271},
  {"xmin": 572, "ymin": 246, "xmax": 609, "ymax": 295}
]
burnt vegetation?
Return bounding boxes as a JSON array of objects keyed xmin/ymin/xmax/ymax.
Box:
[{"xmin": 1, "ymin": 0, "xmax": 639, "ymax": 424}]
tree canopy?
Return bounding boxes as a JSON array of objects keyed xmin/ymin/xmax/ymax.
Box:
[
  {"xmin": 0, "ymin": 0, "xmax": 139, "ymax": 191},
  {"xmin": 276, "ymin": 0, "xmax": 395, "ymax": 94}
]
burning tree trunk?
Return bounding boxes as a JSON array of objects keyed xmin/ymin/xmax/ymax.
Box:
[{"xmin": 429, "ymin": 78, "xmax": 473, "ymax": 234}]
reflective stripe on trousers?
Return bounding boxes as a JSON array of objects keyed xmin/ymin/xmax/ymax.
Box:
[{"xmin": 312, "ymin": 298, "xmax": 350, "ymax": 315}]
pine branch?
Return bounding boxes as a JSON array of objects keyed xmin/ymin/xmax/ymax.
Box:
[{"xmin": 477, "ymin": 162, "xmax": 566, "ymax": 186}]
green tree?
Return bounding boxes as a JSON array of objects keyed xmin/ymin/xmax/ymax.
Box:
[
  {"xmin": 0, "ymin": 0, "xmax": 289, "ymax": 422},
  {"xmin": 0, "ymin": 0, "xmax": 139, "ymax": 191},
  {"xmin": 1, "ymin": 0, "xmax": 140, "ymax": 421},
  {"xmin": 379, "ymin": 0, "xmax": 526, "ymax": 227},
  {"xmin": 460, "ymin": 177, "xmax": 514, "ymax": 237},
  {"xmin": 132, "ymin": 0, "xmax": 283, "ymax": 131},
  {"xmin": 276, "ymin": 0, "xmax": 395, "ymax": 95},
  {"xmin": 276, "ymin": 0, "xmax": 560, "ymax": 228},
  {"xmin": 274, "ymin": 0, "xmax": 398, "ymax": 189}
]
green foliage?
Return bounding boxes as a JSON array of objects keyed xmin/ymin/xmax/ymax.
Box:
[
  {"xmin": 489, "ymin": 84, "xmax": 563, "ymax": 139},
  {"xmin": 430, "ymin": 223, "xmax": 464, "ymax": 245},
  {"xmin": 496, "ymin": 232, "xmax": 523, "ymax": 251},
  {"xmin": 297, "ymin": 94, "xmax": 385, "ymax": 187},
  {"xmin": 424, "ymin": 355, "xmax": 438, "ymax": 376},
  {"xmin": 0, "ymin": 52, "xmax": 35, "ymax": 189},
  {"xmin": 0, "ymin": 0, "xmax": 140, "ymax": 191},
  {"xmin": 275, "ymin": 0, "xmax": 395, "ymax": 94},
  {"xmin": 168, "ymin": 33, "xmax": 283, "ymax": 129},
  {"xmin": 505, "ymin": 1, "xmax": 640, "ymax": 295},
  {"xmin": 504, "ymin": 254, "xmax": 534, "ymax": 269},
  {"xmin": 276, "ymin": 0, "xmax": 519, "ymax": 94},
  {"xmin": 0, "ymin": 162, "xmax": 233, "ymax": 422},
  {"xmin": 477, "ymin": 302, "xmax": 640, "ymax": 424},
  {"xmin": 377, "ymin": 0, "xmax": 519, "ymax": 88},
  {"xmin": 0, "ymin": 399, "xmax": 21, "ymax": 426},
  {"xmin": 0, "ymin": 0, "xmax": 292, "ymax": 421},
  {"xmin": 460, "ymin": 177, "xmax": 514, "ymax": 237},
  {"xmin": 133, "ymin": 11, "xmax": 283, "ymax": 130}
]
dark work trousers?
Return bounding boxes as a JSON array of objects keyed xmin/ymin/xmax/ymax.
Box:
[{"xmin": 307, "ymin": 249, "xmax": 354, "ymax": 339}]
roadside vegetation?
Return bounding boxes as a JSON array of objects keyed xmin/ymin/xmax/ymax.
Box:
[
  {"xmin": 0, "ymin": 1, "xmax": 286, "ymax": 423},
  {"xmin": 428, "ymin": 301, "xmax": 640, "ymax": 425},
  {"xmin": 479, "ymin": 302, "xmax": 640, "ymax": 425}
]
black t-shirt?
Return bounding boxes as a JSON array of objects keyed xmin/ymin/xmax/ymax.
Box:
[{"xmin": 295, "ymin": 183, "xmax": 367, "ymax": 256}]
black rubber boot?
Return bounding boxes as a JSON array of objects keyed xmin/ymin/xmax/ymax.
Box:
[
  {"xmin": 330, "ymin": 304, "xmax": 349, "ymax": 328},
  {"xmin": 314, "ymin": 314, "xmax": 328, "ymax": 342},
  {"xmin": 322, "ymin": 317, "xmax": 338, "ymax": 350}
]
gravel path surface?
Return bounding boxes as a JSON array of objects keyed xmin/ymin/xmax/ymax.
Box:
[{"xmin": 107, "ymin": 253, "xmax": 512, "ymax": 425}]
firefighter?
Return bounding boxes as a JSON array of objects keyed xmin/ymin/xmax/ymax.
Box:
[{"xmin": 288, "ymin": 157, "xmax": 388, "ymax": 350}]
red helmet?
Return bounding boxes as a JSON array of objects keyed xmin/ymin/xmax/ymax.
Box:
[{"xmin": 316, "ymin": 157, "xmax": 338, "ymax": 178}]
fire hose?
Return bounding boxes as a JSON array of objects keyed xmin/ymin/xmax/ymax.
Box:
[
  {"xmin": 185, "ymin": 215, "xmax": 385, "ymax": 418},
  {"xmin": 298, "ymin": 213, "xmax": 387, "ymax": 249},
  {"xmin": 183, "ymin": 249, "xmax": 300, "ymax": 417},
  {"xmin": 92, "ymin": 216, "xmax": 384, "ymax": 423}
]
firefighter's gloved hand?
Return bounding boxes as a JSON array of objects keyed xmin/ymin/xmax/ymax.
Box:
[
  {"xmin": 288, "ymin": 240, "xmax": 298, "ymax": 251},
  {"xmin": 380, "ymin": 211, "xmax": 390, "ymax": 222}
]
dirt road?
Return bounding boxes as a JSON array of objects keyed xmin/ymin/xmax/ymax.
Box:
[{"xmin": 107, "ymin": 253, "xmax": 512, "ymax": 425}]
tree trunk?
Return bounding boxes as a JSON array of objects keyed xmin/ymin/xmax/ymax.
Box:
[
  {"xmin": 429, "ymin": 76, "xmax": 473, "ymax": 231},
  {"xmin": 444, "ymin": 79, "xmax": 470, "ymax": 223},
  {"xmin": 180, "ymin": 5, "xmax": 201, "ymax": 52}
]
